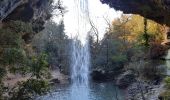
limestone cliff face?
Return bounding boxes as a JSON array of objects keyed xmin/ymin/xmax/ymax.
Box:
[
  {"xmin": 0, "ymin": 0, "xmax": 53, "ymax": 43},
  {"xmin": 101, "ymin": 0, "xmax": 170, "ymax": 26},
  {"xmin": 0, "ymin": 0, "xmax": 52, "ymax": 22},
  {"xmin": 0, "ymin": 0, "xmax": 52, "ymax": 33},
  {"xmin": 0, "ymin": 0, "xmax": 23, "ymax": 21}
]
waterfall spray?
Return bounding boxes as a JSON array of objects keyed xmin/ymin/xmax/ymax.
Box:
[
  {"xmin": 69, "ymin": 0, "xmax": 90, "ymax": 99},
  {"xmin": 70, "ymin": 0, "xmax": 90, "ymax": 85}
]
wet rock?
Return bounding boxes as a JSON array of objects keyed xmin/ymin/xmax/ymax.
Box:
[
  {"xmin": 126, "ymin": 81, "xmax": 165, "ymax": 100},
  {"xmin": 116, "ymin": 71, "xmax": 136, "ymax": 89},
  {"xmin": 50, "ymin": 78, "xmax": 60, "ymax": 85},
  {"xmin": 91, "ymin": 69, "xmax": 114, "ymax": 82},
  {"xmin": 91, "ymin": 69, "xmax": 107, "ymax": 82}
]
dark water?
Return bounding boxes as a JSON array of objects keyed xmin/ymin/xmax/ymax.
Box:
[{"xmin": 36, "ymin": 82, "xmax": 125, "ymax": 100}]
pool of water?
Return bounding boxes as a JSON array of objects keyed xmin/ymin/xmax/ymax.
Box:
[{"xmin": 36, "ymin": 82, "xmax": 125, "ymax": 100}]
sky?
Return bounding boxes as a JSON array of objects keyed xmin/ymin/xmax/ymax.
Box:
[{"xmin": 52, "ymin": 0, "xmax": 122, "ymax": 41}]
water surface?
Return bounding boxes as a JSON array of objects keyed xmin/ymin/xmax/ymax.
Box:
[{"xmin": 36, "ymin": 82, "xmax": 125, "ymax": 100}]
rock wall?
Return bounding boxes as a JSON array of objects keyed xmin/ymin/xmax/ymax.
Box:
[
  {"xmin": 0, "ymin": 0, "xmax": 52, "ymax": 22},
  {"xmin": 0, "ymin": 0, "xmax": 53, "ymax": 43},
  {"xmin": 101, "ymin": 0, "xmax": 170, "ymax": 27}
]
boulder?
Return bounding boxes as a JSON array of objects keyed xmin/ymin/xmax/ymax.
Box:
[
  {"xmin": 91, "ymin": 69, "xmax": 114, "ymax": 82},
  {"xmin": 91, "ymin": 69, "xmax": 107, "ymax": 82},
  {"xmin": 50, "ymin": 78, "xmax": 60, "ymax": 85},
  {"xmin": 116, "ymin": 71, "xmax": 136, "ymax": 89}
]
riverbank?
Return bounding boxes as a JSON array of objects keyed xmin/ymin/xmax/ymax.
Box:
[
  {"xmin": 125, "ymin": 81, "xmax": 165, "ymax": 100},
  {"xmin": 4, "ymin": 70, "xmax": 69, "ymax": 86}
]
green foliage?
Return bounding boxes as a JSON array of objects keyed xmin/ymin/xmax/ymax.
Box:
[
  {"xmin": 112, "ymin": 54, "xmax": 127, "ymax": 63},
  {"xmin": 30, "ymin": 53, "xmax": 49, "ymax": 79},
  {"xmin": 137, "ymin": 32, "xmax": 150, "ymax": 46},
  {"xmin": 0, "ymin": 83, "xmax": 4, "ymax": 100},
  {"xmin": 0, "ymin": 67, "xmax": 6, "ymax": 99},
  {"xmin": 126, "ymin": 60, "xmax": 166, "ymax": 80},
  {"xmin": 0, "ymin": 28, "xmax": 23, "ymax": 48},
  {"xmin": 0, "ymin": 67, "xmax": 6, "ymax": 83},
  {"xmin": 0, "ymin": 20, "xmax": 53, "ymax": 100},
  {"xmin": 32, "ymin": 21, "xmax": 70, "ymax": 74},
  {"xmin": 165, "ymin": 77, "xmax": 170, "ymax": 89},
  {"xmin": 3, "ymin": 48, "xmax": 26, "ymax": 65},
  {"xmin": 9, "ymin": 21, "xmax": 34, "ymax": 34},
  {"xmin": 10, "ymin": 79, "xmax": 50, "ymax": 100}
]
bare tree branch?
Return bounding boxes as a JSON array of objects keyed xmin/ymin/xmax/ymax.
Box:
[{"xmin": 87, "ymin": 15, "xmax": 99, "ymax": 43}]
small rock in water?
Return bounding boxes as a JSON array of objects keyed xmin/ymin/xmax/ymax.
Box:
[
  {"xmin": 116, "ymin": 71, "xmax": 136, "ymax": 89},
  {"xmin": 50, "ymin": 78, "xmax": 60, "ymax": 85}
]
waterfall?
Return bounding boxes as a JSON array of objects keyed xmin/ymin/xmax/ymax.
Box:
[
  {"xmin": 51, "ymin": 0, "xmax": 91, "ymax": 99},
  {"xmin": 69, "ymin": 0, "xmax": 90, "ymax": 99},
  {"xmin": 70, "ymin": 0, "xmax": 90, "ymax": 85},
  {"xmin": 71, "ymin": 39, "xmax": 90, "ymax": 85}
]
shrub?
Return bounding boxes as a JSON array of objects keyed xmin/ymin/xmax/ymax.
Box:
[
  {"xmin": 126, "ymin": 60, "xmax": 166, "ymax": 80},
  {"xmin": 30, "ymin": 53, "xmax": 50, "ymax": 79},
  {"xmin": 112, "ymin": 54, "xmax": 128, "ymax": 63},
  {"xmin": 0, "ymin": 83, "xmax": 4, "ymax": 100},
  {"xmin": 165, "ymin": 77, "xmax": 170, "ymax": 89},
  {"xmin": 0, "ymin": 67, "xmax": 6, "ymax": 83},
  {"xmin": 9, "ymin": 21, "xmax": 33, "ymax": 34},
  {"xmin": 0, "ymin": 67, "xmax": 6, "ymax": 100},
  {"xmin": 149, "ymin": 43, "xmax": 167, "ymax": 59},
  {"xmin": 3, "ymin": 48, "xmax": 26, "ymax": 65},
  {"xmin": 0, "ymin": 28, "xmax": 22, "ymax": 48},
  {"xmin": 10, "ymin": 79, "xmax": 50, "ymax": 100}
]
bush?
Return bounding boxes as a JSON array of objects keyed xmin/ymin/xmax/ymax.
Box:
[
  {"xmin": 0, "ymin": 67, "xmax": 6, "ymax": 83},
  {"xmin": 0, "ymin": 67, "xmax": 6, "ymax": 100},
  {"xmin": 3, "ymin": 48, "xmax": 26, "ymax": 65},
  {"xmin": 112, "ymin": 54, "xmax": 128, "ymax": 63},
  {"xmin": 0, "ymin": 28, "xmax": 22, "ymax": 48},
  {"xmin": 30, "ymin": 53, "xmax": 50, "ymax": 79},
  {"xmin": 165, "ymin": 77, "xmax": 170, "ymax": 89},
  {"xmin": 149, "ymin": 43, "xmax": 167, "ymax": 59},
  {"xmin": 126, "ymin": 60, "xmax": 166, "ymax": 80},
  {"xmin": 0, "ymin": 83, "xmax": 4, "ymax": 100},
  {"xmin": 10, "ymin": 79, "xmax": 50, "ymax": 100},
  {"xmin": 9, "ymin": 21, "xmax": 33, "ymax": 34}
]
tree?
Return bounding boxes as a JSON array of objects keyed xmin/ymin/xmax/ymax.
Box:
[{"xmin": 32, "ymin": 20, "xmax": 70, "ymax": 74}]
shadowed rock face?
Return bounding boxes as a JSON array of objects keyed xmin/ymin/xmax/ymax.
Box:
[
  {"xmin": 0, "ymin": 0, "xmax": 23, "ymax": 21},
  {"xmin": 101, "ymin": 0, "xmax": 170, "ymax": 26},
  {"xmin": 0, "ymin": 0, "xmax": 52, "ymax": 23},
  {"xmin": 0, "ymin": 0, "xmax": 53, "ymax": 43}
]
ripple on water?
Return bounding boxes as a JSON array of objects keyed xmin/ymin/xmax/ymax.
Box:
[{"xmin": 36, "ymin": 82, "xmax": 125, "ymax": 100}]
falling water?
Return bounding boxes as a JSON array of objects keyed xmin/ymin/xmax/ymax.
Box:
[
  {"xmin": 69, "ymin": 0, "xmax": 90, "ymax": 100},
  {"xmin": 71, "ymin": 0, "xmax": 90, "ymax": 84},
  {"xmin": 71, "ymin": 39, "xmax": 90, "ymax": 85}
]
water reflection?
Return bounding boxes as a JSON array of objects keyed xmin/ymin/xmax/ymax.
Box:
[{"xmin": 36, "ymin": 82, "xmax": 124, "ymax": 100}]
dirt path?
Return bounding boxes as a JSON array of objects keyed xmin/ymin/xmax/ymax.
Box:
[
  {"xmin": 3, "ymin": 69, "xmax": 69, "ymax": 88},
  {"xmin": 51, "ymin": 70, "xmax": 69, "ymax": 84}
]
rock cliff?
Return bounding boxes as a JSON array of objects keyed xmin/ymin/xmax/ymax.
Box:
[{"xmin": 101, "ymin": 0, "xmax": 170, "ymax": 26}]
